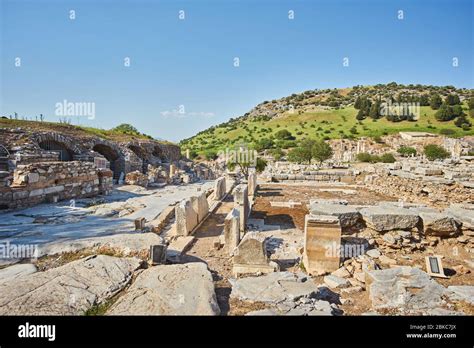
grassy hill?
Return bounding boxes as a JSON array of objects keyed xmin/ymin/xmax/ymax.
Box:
[
  {"xmin": 0, "ymin": 118, "xmax": 173, "ymax": 144},
  {"xmin": 180, "ymin": 83, "xmax": 474, "ymax": 158}
]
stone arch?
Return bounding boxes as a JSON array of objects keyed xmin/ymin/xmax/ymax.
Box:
[
  {"xmin": 34, "ymin": 133, "xmax": 81, "ymax": 161},
  {"xmin": 0, "ymin": 145, "xmax": 9, "ymax": 171},
  {"xmin": 38, "ymin": 140, "xmax": 75, "ymax": 161},
  {"xmin": 128, "ymin": 145, "xmax": 148, "ymax": 173},
  {"xmin": 152, "ymin": 145, "xmax": 163, "ymax": 160},
  {"xmin": 93, "ymin": 144, "xmax": 121, "ymax": 180}
]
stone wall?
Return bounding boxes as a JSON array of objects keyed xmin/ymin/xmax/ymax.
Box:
[
  {"xmin": 0, "ymin": 161, "xmax": 112, "ymax": 209},
  {"xmin": 365, "ymin": 173, "xmax": 473, "ymax": 208},
  {"xmin": 271, "ymin": 170, "xmax": 355, "ymax": 183}
]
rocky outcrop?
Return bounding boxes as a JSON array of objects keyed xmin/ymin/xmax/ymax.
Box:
[
  {"xmin": 0, "ymin": 255, "xmax": 142, "ymax": 315},
  {"xmin": 0, "ymin": 263, "xmax": 37, "ymax": 284}
]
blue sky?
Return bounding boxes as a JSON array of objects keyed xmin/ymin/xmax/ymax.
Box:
[{"xmin": 1, "ymin": 0, "xmax": 472, "ymax": 142}]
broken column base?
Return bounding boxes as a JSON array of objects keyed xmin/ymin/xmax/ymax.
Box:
[
  {"xmin": 303, "ymin": 214, "xmax": 342, "ymax": 276},
  {"xmin": 232, "ymin": 261, "xmax": 280, "ymax": 278}
]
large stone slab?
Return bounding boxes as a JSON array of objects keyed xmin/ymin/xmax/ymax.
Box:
[
  {"xmin": 214, "ymin": 177, "xmax": 226, "ymax": 200},
  {"xmin": 233, "ymin": 232, "xmax": 268, "ymax": 265},
  {"xmin": 109, "ymin": 263, "xmax": 220, "ymax": 315},
  {"xmin": 175, "ymin": 198, "xmax": 198, "ymax": 236},
  {"xmin": 446, "ymin": 205, "xmax": 474, "ymax": 230},
  {"xmin": 0, "ymin": 263, "xmax": 37, "ymax": 285},
  {"xmin": 446, "ymin": 286, "xmax": 474, "ymax": 305},
  {"xmin": 192, "ymin": 192, "xmax": 209, "ymax": 223},
  {"xmin": 360, "ymin": 206, "xmax": 420, "ymax": 232},
  {"xmin": 309, "ymin": 203, "xmax": 362, "ymax": 229},
  {"xmin": 38, "ymin": 232, "xmax": 164, "ymax": 257},
  {"xmin": 365, "ymin": 266, "xmax": 446, "ymax": 312},
  {"xmin": 0, "ymin": 255, "xmax": 142, "ymax": 315},
  {"xmin": 230, "ymin": 271, "xmax": 319, "ymax": 303},
  {"xmin": 303, "ymin": 214, "xmax": 342, "ymax": 276},
  {"xmin": 419, "ymin": 212, "xmax": 461, "ymax": 237}
]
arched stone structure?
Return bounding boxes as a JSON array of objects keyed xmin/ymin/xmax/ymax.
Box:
[
  {"xmin": 38, "ymin": 140, "xmax": 75, "ymax": 161},
  {"xmin": 0, "ymin": 145, "xmax": 9, "ymax": 171},
  {"xmin": 128, "ymin": 145, "xmax": 148, "ymax": 173},
  {"xmin": 33, "ymin": 133, "xmax": 81, "ymax": 162},
  {"xmin": 92, "ymin": 143, "xmax": 122, "ymax": 180}
]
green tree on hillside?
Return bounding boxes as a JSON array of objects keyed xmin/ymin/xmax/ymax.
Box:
[
  {"xmin": 369, "ymin": 100, "xmax": 381, "ymax": 119},
  {"xmin": 287, "ymin": 139, "xmax": 315, "ymax": 164},
  {"xmin": 356, "ymin": 109, "xmax": 366, "ymax": 121},
  {"xmin": 445, "ymin": 94, "xmax": 461, "ymax": 105},
  {"xmin": 275, "ymin": 129, "xmax": 295, "ymax": 140},
  {"xmin": 454, "ymin": 114, "xmax": 472, "ymax": 129},
  {"xmin": 430, "ymin": 94, "xmax": 443, "ymax": 110},
  {"xmin": 435, "ymin": 104, "xmax": 456, "ymax": 121},
  {"xmin": 312, "ymin": 140, "xmax": 333, "ymax": 163}
]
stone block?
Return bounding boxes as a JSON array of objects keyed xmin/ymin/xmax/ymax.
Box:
[
  {"xmin": 175, "ymin": 198, "xmax": 198, "ymax": 236},
  {"xmin": 419, "ymin": 212, "xmax": 461, "ymax": 237},
  {"xmin": 214, "ymin": 177, "xmax": 226, "ymax": 200},
  {"xmin": 149, "ymin": 244, "xmax": 167, "ymax": 265},
  {"xmin": 360, "ymin": 205, "xmax": 420, "ymax": 232},
  {"xmin": 309, "ymin": 203, "xmax": 362, "ymax": 230},
  {"xmin": 303, "ymin": 214, "xmax": 341, "ymax": 276}
]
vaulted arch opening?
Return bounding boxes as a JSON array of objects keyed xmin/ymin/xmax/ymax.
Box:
[
  {"xmin": 39, "ymin": 140, "xmax": 74, "ymax": 161},
  {"xmin": 93, "ymin": 144, "xmax": 121, "ymax": 180}
]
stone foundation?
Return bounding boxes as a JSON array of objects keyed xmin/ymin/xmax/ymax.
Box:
[{"xmin": 0, "ymin": 161, "xmax": 113, "ymax": 209}]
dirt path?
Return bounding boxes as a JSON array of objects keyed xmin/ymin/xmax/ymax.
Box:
[{"xmin": 180, "ymin": 192, "xmax": 236, "ymax": 315}]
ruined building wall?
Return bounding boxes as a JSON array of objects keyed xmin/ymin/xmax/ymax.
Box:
[{"xmin": 0, "ymin": 161, "xmax": 113, "ymax": 209}]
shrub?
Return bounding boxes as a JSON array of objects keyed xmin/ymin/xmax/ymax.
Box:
[
  {"xmin": 423, "ymin": 144, "xmax": 450, "ymax": 161},
  {"xmin": 380, "ymin": 153, "xmax": 396, "ymax": 163},
  {"xmin": 275, "ymin": 129, "xmax": 295, "ymax": 140},
  {"xmin": 356, "ymin": 152, "xmax": 373, "ymax": 162},
  {"xmin": 397, "ymin": 146, "xmax": 417, "ymax": 157},
  {"xmin": 203, "ymin": 149, "xmax": 218, "ymax": 160},
  {"xmin": 439, "ymin": 128, "xmax": 456, "ymax": 136}
]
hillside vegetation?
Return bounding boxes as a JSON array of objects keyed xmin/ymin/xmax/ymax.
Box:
[
  {"xmin": 0, "ymin": 118, "xmax": 171, "ymax": 143},
  {"xmin": 180, "ymin": 83, "xmax": 474, "ymax": 159}
]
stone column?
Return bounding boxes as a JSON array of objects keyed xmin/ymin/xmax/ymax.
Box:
[
  {"xmin": 224, "ymin": 208, "xmax": 240, "ymax": 254},
  {"xmin": 233, "ymin": 184, "xmax": 249, "ymax": 233},
  {"xmin": 247, "ymin": 172, "xmax": 257, "ymax": 196},
  {"xmin": 169, "ymin": 164, "xmax": 176, "ymax": 177}
]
